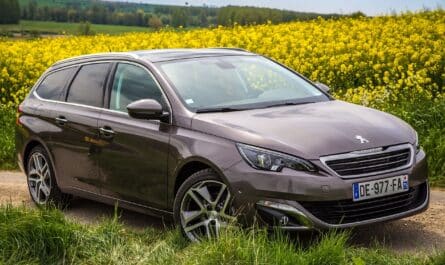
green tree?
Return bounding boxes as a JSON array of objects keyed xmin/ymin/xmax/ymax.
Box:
[
  {"xmin": 0, "ymin": 0, "xmax": 6, "ymax": 23},
  {"xmin": 77, "ymin": 21, "xmax": 93, "ymax": 35},
  {"xmin": 171, "ymin": 7, "xmax": 188, "ymax": 27},
  {"xmin": 148, "ymin": 15, "xmax": 163, "ymax": 30},
  {"xmin": 135, "ymin": 9, "xmax": 145, "ymax": 26},
  {"xmin": 199, "ymin": 9, "xmax": 208, "ymax": 27},
  {"xmin": 0, "ymin": 0, "xmax": 20, "ymax": 24},
  {"xmin": 27, "ymin": 0, "xmax": 37, "ymax": 20},
  {"xmin": 11, "ymin": 0, "xmax": 20, "ymax": 23},
  {"xmin": 67, "ymin": 8, "xmax": 78, "ymax": 22},
  {"xmin": 160, "ymin": 15, "xmax": 170, "ymax": 26}
]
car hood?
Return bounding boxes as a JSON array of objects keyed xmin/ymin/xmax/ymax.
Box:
[{"xmin": 191, "ymin": 100, "xmax": 415, "ymax": 160}]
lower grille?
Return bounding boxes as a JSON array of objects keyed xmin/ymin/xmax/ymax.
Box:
[{"xmin": 299, "ymin": 183, "xmax": 427, "ymax": 225}]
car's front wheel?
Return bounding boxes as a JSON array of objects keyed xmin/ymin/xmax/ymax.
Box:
[
  {"xmin": 26, "ymin": 146, "xmax": 70, "ymax": 207},
  {"xmin": 174, "ymin": 169, "xmax": 236, "ymax": 241}
]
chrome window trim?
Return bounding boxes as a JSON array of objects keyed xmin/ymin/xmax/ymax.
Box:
[
  {"xmin": 319, "ymin": 143, "xmax": 414, "ymax": 179},
  {"xmin": 33, "ymin": 59, "xmax": 173, "ymax": 124}
]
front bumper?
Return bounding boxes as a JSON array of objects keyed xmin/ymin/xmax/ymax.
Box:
[{"xmin": 223, "ymin": 149, "xmax": 429, "ymax": 230}]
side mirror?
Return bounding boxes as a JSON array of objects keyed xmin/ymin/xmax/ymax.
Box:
[
  {"xmin": 315, "ymin": 82, "xmax": 331, "ymax": 94},
  {"xmin": 127, "ymin": 99, "xmax": 168, "ymax": 120}
]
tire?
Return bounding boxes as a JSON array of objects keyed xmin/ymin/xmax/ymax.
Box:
[
  {"xmin": 26, "ymin": 145, "xmax": 71, "ymax": 208},
  {"xmin": 173, "ymin": 169, "xmax": 236, "ymax": 242}
]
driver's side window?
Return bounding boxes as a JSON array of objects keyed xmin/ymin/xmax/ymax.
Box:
[{"xmin": 110, "ymin": 63, "xmax": 165, "ymax": 112}]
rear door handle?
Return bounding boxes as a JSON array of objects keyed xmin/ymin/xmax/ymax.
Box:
[
  {"xmin": 99, "ymin": 127, "xmax": 115, "ymax": 138},
  {"xmin": 55, "ymin": 116, "xmax": 68, "ymax": 125}
]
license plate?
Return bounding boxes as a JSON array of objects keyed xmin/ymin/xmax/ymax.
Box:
[{"xmin": 352, "ymin": 175, "xmax": 409, "ymax": 201}]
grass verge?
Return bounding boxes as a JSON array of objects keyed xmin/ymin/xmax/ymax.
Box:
[{"xmin": 0, "ymin": 204, "xmax": 443, "ymax": 265}]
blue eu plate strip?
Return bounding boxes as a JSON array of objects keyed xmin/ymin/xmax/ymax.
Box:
[{"xmin": 353, "ymin": 183, "xmax": 359, "ymax": 200}]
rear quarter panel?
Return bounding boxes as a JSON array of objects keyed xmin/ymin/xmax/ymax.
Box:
[{"xmin": 16, "ymin": 95, "xmax": 62, "ymax": 182}]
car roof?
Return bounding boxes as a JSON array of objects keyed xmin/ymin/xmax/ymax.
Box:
[
  {"xmin": 134, "ymin": 48, "xmax": 254, "ymax": 62},
  {"xmin": 52, "ymin": 48, "xmax": 255, "ymax": 68}
]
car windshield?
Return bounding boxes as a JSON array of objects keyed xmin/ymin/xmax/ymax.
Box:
[{"xmin": 157, "ymin": 55, "xmax": 330, "ymax": 112}]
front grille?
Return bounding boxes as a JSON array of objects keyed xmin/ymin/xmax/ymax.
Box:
[
  {"xmin": 322, "ymin": 145, "xmax": 412, "ymax": 177},
  {"xmin": 299, "ymin": 183, "xmax": 427, "ymax": 225}
]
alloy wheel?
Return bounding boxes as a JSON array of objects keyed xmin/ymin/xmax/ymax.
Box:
[
  {"xmin": 27, "ymin": 152, "xmax": 52, "ymax": 204},
  {"xmin": 180, "ymin": 180, "xmax": 235, "ymax": 241}
]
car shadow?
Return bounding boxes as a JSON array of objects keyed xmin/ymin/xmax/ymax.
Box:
[{"xmin": 64, "ymin": 197, "xmax": 172, "ymax": 230}]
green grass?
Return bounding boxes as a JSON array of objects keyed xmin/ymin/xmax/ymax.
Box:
[
  {"xmin": 388, "ymin": 99, "xmax": 445, "ymax": 188},
  {"xmin": 0, "ymin": 20, "xmax": 153, "ymax": 35},
  {"xmin": 0, "ymin": 106, "xmax": 15, "ymax": 170},
  {"xmin": 0, "ymin": 204, "xmax": 443, "ymax": 265}
]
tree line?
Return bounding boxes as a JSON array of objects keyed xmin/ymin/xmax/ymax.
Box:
[
  {"xmin": 1, "ymin": 0, "xmax": 347, "ymax": 28},
  {"xmin": 19, "ymin": 1, "xmax": 218, "ymax": 28},
  {"xmin": 217, "ymin": 6, "xmax": 342, "ymax": 26}
]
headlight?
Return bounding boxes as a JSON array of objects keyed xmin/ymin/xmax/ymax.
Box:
[
  {"xmin": 236, "ymin": 143, "xmax": 317, "ymax": 172},
  {"xmin": 414, "ymin": 131, "xmax": 420, "ymax": 154}
]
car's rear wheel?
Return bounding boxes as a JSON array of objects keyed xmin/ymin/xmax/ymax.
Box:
[
  {"xmin": 26, "ymin": 146, "xmax": 70, "ymax": 207},
  {"xmin": 174, "ymin": 169, "xmax": 236, "ymax": 241}
]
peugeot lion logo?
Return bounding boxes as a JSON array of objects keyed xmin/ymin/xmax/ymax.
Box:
[{"xmin": 355, "ymin": 135, "xmax": 369, "ymax": 144}]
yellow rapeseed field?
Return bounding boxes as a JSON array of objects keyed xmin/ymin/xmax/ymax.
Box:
[{"xmin": 0, "ymin": 11, "xmax": 443, "ymax": 107}]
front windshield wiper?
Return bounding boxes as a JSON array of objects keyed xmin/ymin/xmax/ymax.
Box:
[
  {"xmin": 264, "ymin": 101, "xmax": 315, "ymax": 108},
  {"xmin": 196, "ymin": 107, "xmax": 247, "ymax": 113},
  {"xmin": 196, "ymin": 102, "xmax": 316, "ymax": 113}
]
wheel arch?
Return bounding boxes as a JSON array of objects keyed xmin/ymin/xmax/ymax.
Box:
[
  {"xmin": 22, "ymin": 138, "xmax": 60, "ymax": 183},
  {"xmin": 172, "ymin": 157, "xmax": 229, "ymax": 199}
]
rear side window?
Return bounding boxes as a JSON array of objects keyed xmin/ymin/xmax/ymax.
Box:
[
  {"xmin": 67, "ymin": 63, "xmax": 110, "ymax": 107},
  {"xmin": 36, "ymin": 68, "xmax": 76, "ymax": 101}
]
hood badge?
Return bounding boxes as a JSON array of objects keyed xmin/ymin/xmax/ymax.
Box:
[{"xmin": 355, "ymin": 135, "xmax": 369, "ymax": 144}]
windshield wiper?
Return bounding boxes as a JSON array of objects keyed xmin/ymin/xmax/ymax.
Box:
[
  {"xmin": 196, "ymin": 107, "xmax": 246, "ymax": 113},
  {"xmin": 196, "ymin": 101, "xmax": 316, "ymax": 113},
  {"xmin": 265, "ymin": 101, "xmax": 315, "ymax": 108}
]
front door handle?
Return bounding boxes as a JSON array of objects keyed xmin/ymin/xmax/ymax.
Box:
[
  {"xmin": 55, "ymin": 116, "xmax": 68, "ymax": 125},
  {"xmin": 99, "ymin": 127, "xmax": 115, "ymax": 138}
]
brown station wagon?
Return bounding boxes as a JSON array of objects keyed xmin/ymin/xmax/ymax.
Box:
[{"xmin": 16, "ymin": 49, "xmax": 429, "ymax": 241}]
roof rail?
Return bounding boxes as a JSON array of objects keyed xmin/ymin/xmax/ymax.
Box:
[
  {"xmin": 52, "ymin": 52, "xmax": 139, "ymax": 66},
  {"xmin": 209, "ymin": 47, "xmax": 250, "ymax": 52}
]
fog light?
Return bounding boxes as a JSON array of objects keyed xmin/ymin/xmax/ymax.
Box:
[
  {"xmin": 256, "ymin": 200, "xmax": 313, "ymax": 229},
  {"xmin": 279, "ymin": 215, "xmax": 289, "ymax": 226}
]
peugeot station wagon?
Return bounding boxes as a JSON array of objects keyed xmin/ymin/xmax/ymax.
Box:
[{"xmin": 16, "ymin": 49, "xmax": 429, "ymax": 241}]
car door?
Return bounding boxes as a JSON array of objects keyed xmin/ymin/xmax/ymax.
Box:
[
  {"xmin": 51, "ymin": 62, "xmax": 112, "ymax": 193},
  {"xmin": 97, "ymin": 62, "xmax": 171, "ymax": 210}
]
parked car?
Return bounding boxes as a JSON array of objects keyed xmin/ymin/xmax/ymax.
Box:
[{"xmin": 16, "ymin": 49, "xmax": 429, "ymax": 241}]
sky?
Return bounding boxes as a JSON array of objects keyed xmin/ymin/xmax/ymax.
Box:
[{"xmin": 115, "ymin": 0, "xmax": 444, "ymax": 15}]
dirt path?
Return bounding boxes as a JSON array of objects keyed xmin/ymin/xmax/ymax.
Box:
[{"xmin": 1, "ymin": 170, "xmax": 444, "ymax": 253}]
